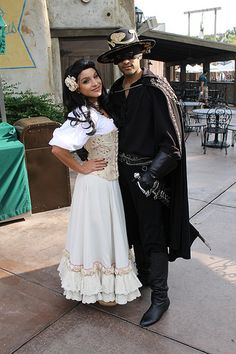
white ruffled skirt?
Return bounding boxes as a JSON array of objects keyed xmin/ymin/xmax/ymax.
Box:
[{"xmin": 58, "ymin": 173, "xmax": 142, "ymax": 304}]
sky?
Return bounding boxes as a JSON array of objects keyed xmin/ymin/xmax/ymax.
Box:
[{"xmin": 135, "ymin": 0, "xmax": 236, "ymax": 37}]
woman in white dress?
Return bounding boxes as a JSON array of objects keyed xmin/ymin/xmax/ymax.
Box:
[{"xmin": 49, "ymin": 59, "xmax": 141, "ymax": 305}]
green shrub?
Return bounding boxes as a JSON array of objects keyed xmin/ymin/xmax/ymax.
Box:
[{"xmin": 2, "ymin": 82, "xmax": 64, "ymax": 125}]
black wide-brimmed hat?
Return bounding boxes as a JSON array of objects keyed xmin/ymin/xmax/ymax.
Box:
[{"xmin": 97, "ymin": 28, "xmax": 156, "ymax": 64}]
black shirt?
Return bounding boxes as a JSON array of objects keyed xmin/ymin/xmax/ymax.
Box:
[{"xmin": 109, "ymin": 69, "xmax": 180, "ymax": 158}]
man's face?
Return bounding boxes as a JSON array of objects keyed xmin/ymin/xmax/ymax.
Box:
[
  {"xmin": 114, "ymin": 51, "xmax": 142, "ymax": 77},
  {"xmin": 117, "ymin": 56, "xmax": 142, "ymax": 77}
]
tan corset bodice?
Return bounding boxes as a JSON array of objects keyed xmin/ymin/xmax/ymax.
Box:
[{"xmin": 84, "ymin": 130, "xmax": 118, "ymax": 181}]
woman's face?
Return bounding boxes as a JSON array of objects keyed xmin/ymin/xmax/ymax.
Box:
[{"xmin": 77, "ymin": 68, "xmax": 102, "ymax": 101}]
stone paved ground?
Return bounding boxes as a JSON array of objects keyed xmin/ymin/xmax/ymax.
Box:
[{"xmin": 1, "ymin": 113, "xmax": 236, "ymax": 354}]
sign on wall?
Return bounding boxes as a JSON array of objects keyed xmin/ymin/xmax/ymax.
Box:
[
  {"xmin": 0, "ymin": 0, "xmax": 35, "ymax": 69},
  {"xmin": 0, "ymin": 14, "xmax": 6, "ymax": 54}
]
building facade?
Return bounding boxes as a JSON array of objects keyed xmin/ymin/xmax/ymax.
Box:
[{"xmin": 0, "ymin": 0, "xmax": 135, "ymax": 102}]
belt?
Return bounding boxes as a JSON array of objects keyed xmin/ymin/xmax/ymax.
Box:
[{"xmin": 118, "ymin": 152, "xmax": 153, "ymax": 166}]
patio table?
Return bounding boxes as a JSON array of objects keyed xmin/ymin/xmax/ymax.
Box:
[
  {"xmin": 182, "ymin": 101, "xmax": 203, "ymax": 119},
  {"xmin": 183, "ymin": 101, "xmax": 203, "ymax": 108},
  {"xmin": 182, "ymin": 102, "xmax": 203, "ymax": 115},
  {"xmin": 192, "ymin": 108, "xmax": 236, "ymax": 118}
]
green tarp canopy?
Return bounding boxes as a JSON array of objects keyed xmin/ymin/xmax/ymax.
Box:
[
  {"xmin": 0, "ymin": 15, "xmax": 7, "ymax": 122},
  {"xmin": 0, "ymin": 122, "xmax": 32, "ymax": 221}
]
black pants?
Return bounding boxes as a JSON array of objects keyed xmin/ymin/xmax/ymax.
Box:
[{"xmin": 119, "ymin": 162, "xmax": 167, "ymax": 265}]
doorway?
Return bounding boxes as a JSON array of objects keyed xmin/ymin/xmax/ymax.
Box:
[{"xmin": 60, "ymin": 37, "xmax": 114, "ymax": 90}]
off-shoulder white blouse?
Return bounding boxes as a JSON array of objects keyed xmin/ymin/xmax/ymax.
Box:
[{"xmin": 49, "ymin": 106, "xmax": 117, "ymax": 151}]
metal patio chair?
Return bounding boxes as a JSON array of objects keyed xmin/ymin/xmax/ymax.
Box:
[{"xmin": 202, "ymin": 107, "xmax": 232, "ymax": 155}]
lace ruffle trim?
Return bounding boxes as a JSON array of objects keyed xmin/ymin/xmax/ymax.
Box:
[
  {"xmin": 57, "ymin": 251, "xmax": 142, "ymax": 304},
  {"xmin": 62, "ymin": 249, "xmax": 134, "ymax": 275}
]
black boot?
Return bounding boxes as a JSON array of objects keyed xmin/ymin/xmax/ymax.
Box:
[
  {"xmin": 140, "ymin": 252, "xmax": 170, "ymax": 327},
  {"xmin": 133, "ymin": 242, "xmax": 150, "ymax": 287}
]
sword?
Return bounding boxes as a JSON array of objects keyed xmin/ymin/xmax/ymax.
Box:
[
  {"xmin": 133, "ymin": 172, "xmax": 211, "ymax": 251},
  {"xmin": 133, "ymin": 172, "xmax": 170, "ymax": 207}
]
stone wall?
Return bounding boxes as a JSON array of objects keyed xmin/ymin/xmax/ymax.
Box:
[
  {"xmin": 47, "ymin": 0, "xmax": 134, "ymax": 29},
  {"xmin": 0, "ymin": 0, "xmax": 52, "ymax": 95},
  {"xmin": 0, "ymin": 0, "xmax": 134, "ymax": 101}
]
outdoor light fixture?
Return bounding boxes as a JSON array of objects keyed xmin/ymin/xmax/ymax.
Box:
[{"xmin": 135, "ymin": 6, "xmax": 144, "ymax": 29}]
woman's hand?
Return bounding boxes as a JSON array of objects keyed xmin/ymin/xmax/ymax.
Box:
[{"xmin": 80, "ymin": 159, "xmax": 108, "ymax": 174}]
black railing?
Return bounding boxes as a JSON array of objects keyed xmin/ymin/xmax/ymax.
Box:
[{"xmin": 170, "ymin": 81, "xmax": 234, "ymax": 104}]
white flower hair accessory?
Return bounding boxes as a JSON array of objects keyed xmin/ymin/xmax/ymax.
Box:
[{"xmin": 64, "ymin": 75, "xmax": 79, "ymax": 92}]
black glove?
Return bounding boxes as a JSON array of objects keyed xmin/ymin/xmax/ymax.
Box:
[{"xmin": 138, "ymin": 151, "xmax": 178, "ymax": 192}]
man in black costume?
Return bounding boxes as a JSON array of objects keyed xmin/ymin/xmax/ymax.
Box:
[{"xmin": 98, "ymin": 28, "xmax": 201, "ymax": 327}]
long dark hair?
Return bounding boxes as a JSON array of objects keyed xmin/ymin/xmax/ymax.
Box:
[{"xmin": 63, "ymin": 59, "xmax": 109, "ymax": 135}]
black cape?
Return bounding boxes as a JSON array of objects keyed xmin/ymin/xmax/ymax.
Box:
[{"xmin": 109, "ymin": 69, "xmax": 202, "ymax": 261}]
